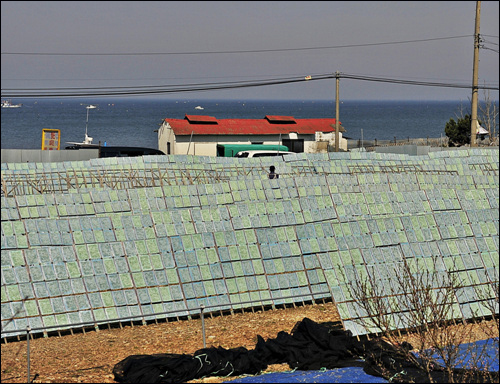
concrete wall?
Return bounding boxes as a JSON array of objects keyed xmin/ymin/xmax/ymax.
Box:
[
  {"xmin": 1, "ymin": 149, "xmax": 100, "ymax": 164},
  {"xmin": 374, "ymin": 145, "xmax": 495, "ymax": 156},
  {"xmin": 375, "ymin": 145, "xmax": 431, "ymax": 156}
]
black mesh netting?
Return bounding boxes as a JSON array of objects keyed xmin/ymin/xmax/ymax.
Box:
[{"xmin": 112, "ymin": 317, "xmax": 498, "ymax": 383}]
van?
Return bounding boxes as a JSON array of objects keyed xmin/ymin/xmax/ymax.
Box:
[{"xmin": 234, "ymin": 150, "xmax": 294, "ymax": 158}]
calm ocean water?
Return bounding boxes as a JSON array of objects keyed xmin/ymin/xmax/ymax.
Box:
[{"xmin": 1, "ymin": 98, "xmax": 475, "ymax": 150}]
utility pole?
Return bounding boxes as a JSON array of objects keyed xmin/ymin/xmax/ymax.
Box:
[
  {"xmin": 335, "ymin": 71, "xmax": 340, "ymax": 152},
  {"xmin": 470, "ymin": 1, "xmax": 481, "ymax": 147}
]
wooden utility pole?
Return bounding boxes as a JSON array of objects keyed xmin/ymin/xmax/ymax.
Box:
[
  {"xmin": 470, "ymin": 1, "xmax": 481, "ymax": 147},
  {"xmin": 335, "ymin": 71, "xmax": 340, "ymax": 152}
]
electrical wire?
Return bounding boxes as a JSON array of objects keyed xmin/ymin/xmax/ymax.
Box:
[
  {"xmin": 0, "ymin": 75, "xmax": 332, "ymax": 97},
  {"xmin": 0, "ymin": 35, "xmax": 473, "ymax": 56},
  {"xmin": 1, "ymin": 74, "xmax": 322, "ymax": 91},
  {"xmin": 478, "ymin": 33, "xmax": 500, "ymax": 53},
  {"xmin": 2, "ymin": 73, "xmax": 498, "ymax": 99},
  {"xmin": 3, "ymin": 34, "xmax": 496, "ymax": 97},
  {"xmin": 340, "ymin": 73, "xmax": 499, "ymax": 90},
  {"xmin": 481, "ymin": 46, "xmax": 499, "ymax": 54}
]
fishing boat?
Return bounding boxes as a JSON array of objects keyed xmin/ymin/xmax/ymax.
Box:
[
  {"xmin": 1, "ymin": 99, "xmax": 22, "ymax": 108},
  {"xmin": 65, "ymin": 105, "xmax": 99, "ymax": 147},
  {"xmin": 64, "ymin": 104, "xmax": 166, "ymax": 157}
]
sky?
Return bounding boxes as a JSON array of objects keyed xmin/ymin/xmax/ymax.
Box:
[{"xmin": 1, "ymin": 1, "xmax": 499, "ymax": 101}]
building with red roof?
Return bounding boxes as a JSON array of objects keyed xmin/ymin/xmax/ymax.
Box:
[{"xmin": 158, "ymin": 115, "xmax": 346, "ymax": 156}]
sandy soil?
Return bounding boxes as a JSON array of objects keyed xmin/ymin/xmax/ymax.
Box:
[{"xmin": 1, "ymin": 301, "xmax": 497, "ymax": 383}]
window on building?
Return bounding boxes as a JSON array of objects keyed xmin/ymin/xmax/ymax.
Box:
[{"xmin": 282, "ymin": 139, "xmax": 304, "ymax": 153}]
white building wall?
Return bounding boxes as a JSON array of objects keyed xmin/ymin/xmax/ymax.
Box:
[
  {"xmin": 179, "ymin": 142, "xmax": 216, "ymax": 156},
  {"xmin": 158, "ymin": 122, "xmax": 175, "ymax": 154},
  {"xmin": 315, "ymin": 131, "xmax": 347, "ymax": 151}
]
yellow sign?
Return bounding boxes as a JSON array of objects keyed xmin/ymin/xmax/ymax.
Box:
[{"xmin": 41, "ymin": 129, "xmax": 61, "ymax": 150}]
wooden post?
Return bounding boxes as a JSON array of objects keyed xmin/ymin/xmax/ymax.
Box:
[
  {"xmin": 335, "ymin": 71, "xmax": 340, "ymax": 152},
  {"xmin": 470, "ymin": 1, "xmax": 481, "ymax": 147}
]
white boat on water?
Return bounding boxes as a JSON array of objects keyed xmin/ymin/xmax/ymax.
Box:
[
  {"xmin": 195, "ymin": 106, "xmax": 204, "ymax": 110},
  {"xmin": 66, "ymin": 134, "xmax": 96, "ymax": 147},
  {"xmin": 66, "ymin": 105, "xmax": 99, "ymax": 147},
  {"xmin": 1, "ymin": 99, "xmax": 22, "ymax": 108}
]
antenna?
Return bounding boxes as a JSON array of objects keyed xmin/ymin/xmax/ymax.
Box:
[
  {"xmin": 84, "ymin": 105, "xmax": 94, "ymax": 144},
  {"xmin": 85, "ymin": 106, "xmax": 89, "ymax": 137}
]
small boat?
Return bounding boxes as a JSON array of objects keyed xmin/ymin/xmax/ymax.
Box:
[
  {"xmin": 66, "ymin": 133, "xmax": 95, "ymax": 147},
  {"xmin": 64, "ymin": 104, "xmax": 165, "ymax": 158},
  {"xmin": 195, "ymin": 106, "xmax": 204, "ymax": 110},
  {"xmin": 66, "ymin": 105, "xmax": 99, "ymax": 147},
  {"xmin": 1, "ymin": 99, "xmax": 22, "ymax": 108}
]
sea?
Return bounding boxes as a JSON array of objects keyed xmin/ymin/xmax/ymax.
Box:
[{"xmin": 0, "ymin": 98, "xmax": 482, "ymax": 150}]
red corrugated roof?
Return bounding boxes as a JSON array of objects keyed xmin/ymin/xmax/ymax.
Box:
[{"xmin": 164, "ymin": 115, "xmax": 341, "ymax": 136}]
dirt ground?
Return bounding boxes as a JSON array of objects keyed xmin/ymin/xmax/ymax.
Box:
[{"xmin": 1, "ymin": 301, "xmax": 497, "ymax": 384}]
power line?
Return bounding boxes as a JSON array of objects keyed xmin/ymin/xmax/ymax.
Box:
[
  {"xmin": 1, "ymin": 74, "xmax": 316, "ymax": 91},
  {"xmin": 2, "ymin": 73, "xmax": 498, "ymax": 98},
  {"xmin": 0, "ymin": 75, "xmax": 331, "ymax": 97},
  {"xmin": 0, "ymin": 35, "xmax": 473, "ymax": 56},
  {"xmin": 481, "ymin": 34, "xmax": 499, "ymax": 39},
  {"xmin": 482, "ymin": 46, "xmax": 499, "ymax": 53},
  {"xmin": 340, "ymin": 73, "xmax": 499, "ymax": 90},
  {"xmin": 1, "ymin": 73, "xmax": 304, "ymax": 82},
  {"xmin": 482, "ymin": 39, "xmax": 498, "ymax": 46},
  {"xmin": 479, "ymin": 33, "xmax": 499, "ymax": 53}
]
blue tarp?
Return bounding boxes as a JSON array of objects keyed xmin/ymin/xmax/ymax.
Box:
[
  {"xmin": 230, "ymin": 338, "xmax": 499, "ymax": 383},
  {"xmin": 426, "ymin": 338, "xmax": 499, "ymax": 371},
  {"xmin": 231, "ymin": 367, "xmax": 388, "ymax": 383}
]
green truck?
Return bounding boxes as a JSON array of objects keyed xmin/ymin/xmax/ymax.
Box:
[{"xmin": 216, "ymin": 144, "xmax": 289, "ymax": 157}]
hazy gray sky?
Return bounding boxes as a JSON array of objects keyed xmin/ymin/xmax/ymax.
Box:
[{"xmin": 1, "ymin": 1, "xmax": 499, "ymax": 100}]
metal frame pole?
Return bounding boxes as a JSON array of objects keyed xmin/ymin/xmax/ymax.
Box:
[
  {"xmin": 200, "ymin": 305, "xmax": 206, "ymax": 348},
  {"xmin": 26, "ymin": 326, "xmax": 31, "ymax": 383}
]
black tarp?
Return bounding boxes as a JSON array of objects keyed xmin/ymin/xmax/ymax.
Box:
[{"xmin": 113, "ymin": 317, "xmax": 499, "ymax": 383}]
